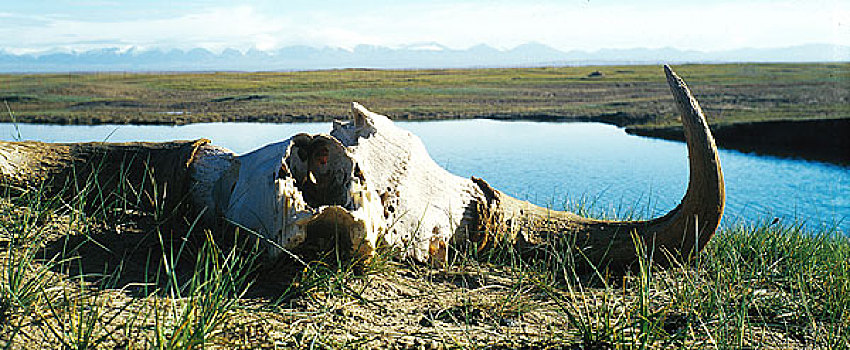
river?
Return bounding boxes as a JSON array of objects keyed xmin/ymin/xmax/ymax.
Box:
[{"xmin": 6, "ymin": 120, "xmax": 848, "ymax": 233}]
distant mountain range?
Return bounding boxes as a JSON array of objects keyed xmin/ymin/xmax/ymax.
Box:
[{"xmin": 1, "ymin": 43, "xmax": 847, "ymax": 72}]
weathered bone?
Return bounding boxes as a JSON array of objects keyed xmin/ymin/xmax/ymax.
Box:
[{"xmin": 0, "ymin": 66, "xmax": 724, "ymax": 269}]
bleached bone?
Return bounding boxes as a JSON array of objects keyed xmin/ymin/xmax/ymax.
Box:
[{"xmin": 0, "ymin": 66, "xmax": 724, "ymax": 268}]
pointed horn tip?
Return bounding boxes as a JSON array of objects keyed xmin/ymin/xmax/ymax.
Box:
[
  {"xmin": 350, "ymin": 102, "xmax": 372, "ymax": 127},
  {"xmin": 663, "ymin": 65, "xmax": 679, "ymax": 81},
  {"xmin": 663, "ymin": 65, "xmax": 686, "ymax": 88},
  {"xmin": 351, "ymin": 102, "xmax": 368, "ymax": 117},
  {"xmin": 353, "ymin": 102, "xmax": 375, "ymax": 115},
  {"xmin": 663, "ymin": 66, "xmax": 709, "ymax": 130}
]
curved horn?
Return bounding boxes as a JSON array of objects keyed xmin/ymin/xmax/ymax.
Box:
[{"xmin": 484, "ymin": 65, "xmax": 725, "ymax": 268}]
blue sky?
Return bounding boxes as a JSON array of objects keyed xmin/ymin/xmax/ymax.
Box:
[{"xmin": 1, "ymin": 0, "xmax": 847, "ymax": 54}]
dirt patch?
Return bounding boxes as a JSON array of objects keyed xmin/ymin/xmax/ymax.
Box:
[{"xmin": 0, "ymin": 197, "xmax": 837, "ymax": 349}]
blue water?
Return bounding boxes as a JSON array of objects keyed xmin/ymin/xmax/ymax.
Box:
[{"xmin": 5, "ymin": 120, "xmax": 848, "ymax": 233}]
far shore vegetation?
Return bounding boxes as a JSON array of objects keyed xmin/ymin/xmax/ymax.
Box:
[{"xmin": 1, "ymin": 63, "xmax": 847, "ymax": 128}]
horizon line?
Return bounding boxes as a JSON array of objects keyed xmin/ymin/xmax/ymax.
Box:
[{"xmin": 3, "ymin": 42, "xmax": 848, "ymax": 57}]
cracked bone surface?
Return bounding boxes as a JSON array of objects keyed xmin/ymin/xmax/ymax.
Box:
[
  {"xmin": 0, "ymin": 66, "xmax": 724, "ymax": 269},
  {"xmin": 205, "ymin": 104, "xmax": 484, "ymax": 263}
]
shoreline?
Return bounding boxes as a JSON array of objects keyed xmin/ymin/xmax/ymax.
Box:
[
  {"xmin": 0, "ymin": 110, "xmax": 650, "ymax": 126},
  {"xmin": 627, "ymin": 118, "xmax": 850, "ymax": 166},
  {"xmin": 3, "ymin": 115, "xmax": 848, "ymax": 166}
]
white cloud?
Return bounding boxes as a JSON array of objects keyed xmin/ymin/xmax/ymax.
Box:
[
  {"xmin": 0, "ymin": 1, "xmax": 845, "ymax": 54},
  {"xmin": 0, "ymin": 6, "xmax": 287, "ymax": 53},
  {"xmin": 303, "ymin": 1, "xmax": 846, "ymax": 51}
]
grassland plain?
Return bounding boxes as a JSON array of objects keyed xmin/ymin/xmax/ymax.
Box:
[
  {"xmin": 0, "ymin": 63, "xmax": 848, "ymax": 348},
  {"xmin": 0, "ymin": 173, "xmax": 847, "ymax": 349},
  {"xmin": 1, "ymin": 63, "xmax": 847, "ymax": 128}
]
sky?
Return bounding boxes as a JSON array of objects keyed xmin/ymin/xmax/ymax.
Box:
[{"xmin": 1, "ymin": 0, "xmax": 847, "ymax": 55}]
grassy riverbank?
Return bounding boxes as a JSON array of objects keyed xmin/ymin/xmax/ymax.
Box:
[
  {"xmin": 1, "ymin": 63, "xmax": 847, "ymax": 128},
  {"xmin": 628, "ymin": 118, "xmax": 850, "ymax": 165},
  {"xmin": 1, "ymin": 184, "xmax": 847, "ymax": 348}
]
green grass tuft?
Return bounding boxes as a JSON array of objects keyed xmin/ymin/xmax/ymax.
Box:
[{"xmin": 0, "ymin": 172, "xmax": 847, "ymax": 348}]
